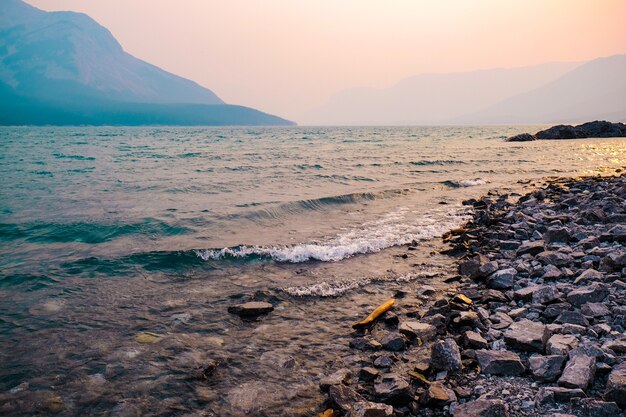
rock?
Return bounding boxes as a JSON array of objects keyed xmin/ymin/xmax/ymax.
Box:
[
  {"xmin": 516, "ymin": 240, "xmax": 545, "ymax": 257},
  {"xmin": 532, "ymin": 286, "xmax": 561, "ymax": 304},
  {"xmin": 535, "ymin": 124, "xmax": 582, "ymax": 139},
  {"xmin": 572, "ymin": 398, "xmax": 621, "ymax": 417},
  {"xmin": 506, "ymin": 133, "xmax": 536, "ymax": 142},
  {"xmin": 228, "ymin": 301, "xmax": 274, "ymax": 317},
  {"xmin": 359, "ymin": 367, "xmax": 380, "ymax": 382},
  {"xmin": 566, "ymin": 285, "xmax": 609, "ymax": 307},
  {"xmin": 487, "ymin": 268, "xmax": 516, "ymax": 290},
  {"xmin": 573, "ymin": 269, "xmax": 604, "ymax": 285},
  {"xmin": 547, "ymin": 334, "xmax": 580, "ymax": 356},
  {"xmin": 478, "ymin": 261, "xmax": 499, "ymax": 278},
  {"xmin": 135, "ymin": 332, "xmax": 163, "ymax": 344},
  {"xmin": 373, "ymin": 373, "xmax": 412, "ymax": 405},
  {"xmin": 536, "ymin": 387, "xmax": 587, "ymax": 405},
  {"xmin": 329, "ymin": 385, "xmax": 365, "ymax": 413},
  {"xmin": 431, "ymin": 338, "xmax": 462, "ymax": 372},
  {"xmin": 542, "ymin": 264, "xmax": 563, "ymax": 280},
  {"xmin": 558, "ymin": 355, "xmax": 596, "ymax": 390},
  {"xmin": 459, "ymin": 255, "xmax": 489, "ymax": 277},
  {"xmin": 350, "ymin": 337, "xmax": 382, "ymax": 351},
  {"xmin": 604, "ymin": 362, "xmax": 626, "ymax": 407},
  {"xmin": 581, "ymin": 302, "xmax": 610, "ymax": 318},
  {"xmin": 600, "ymin": 224, "xmax": 626, "ymax": 243},
  {"xmin": 46, "ymin": 394, "xmax": 64, "ymax": 414},
  {"xmin": 602, "ymin": 339, "xmax": 626, "ymax": 354},
  {"xmin": 504, "ymin": 319, "xmax": 549, "ymax": 352},
  {"xmin": 556, "ymin": 311, "xmax": 590, "ymax": 327},
  {"xmin": 347, "ymin": 401, "xmax": 393, "ymax": 417},
  {"xmin": 475, "ymin": 349, "xmax": 525, "ymax": 376},
  {"xmin": 544, "ymin": 227, "xmax": 572, "ymax": 243},
  {"xmin": 373, "ymin": 355, "xmax": 394, "ymax": 368},
  {"xmin": 420, "ymin": 383, "xmax": 457, "ymax": 406},
  {"xmin": 452, "ymin": 398, "xmax": 509, "ymax": 417},
  {"xmin": 536, "ymin": 251, "xmax": 574, "ymax": 267},
  {"xmin": 529, "ymin": 355, "xmax": 566, "ymax": 381},
  {"xmin": 320, "ymin": 368, "xmax": 352, "ymax": 391},
  {"xmin": 380, "ymin": 332, "xmax": 406, "ymax": 351},
  {"xmin": 464, "ymin": 330, "xmax": 489, "ymax": 349},
  {"xmin": 398, "ymin": 321, "xmax": 437, "ymax": 341}
]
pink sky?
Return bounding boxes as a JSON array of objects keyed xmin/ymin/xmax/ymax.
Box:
[{"xmin": 29, "ymin": 0, "xmax": 626, "ymax": 120}]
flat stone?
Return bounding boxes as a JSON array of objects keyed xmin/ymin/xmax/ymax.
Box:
[
  {"xmin": 329, "ymin": 385, "xmax": 365, "ymax": 413},
  {"xmin": 604, "ymin": 362, "xmax": 626, "ymax": 407},
  {"xmin": 558, "ymin": 355, "xmax": 596, "ymax": 390},
  {"xmin": 475, "ymin": 349, "xmax": 525, "ymax": 376},
  {"xmin": 514, "ymin": 285, "xmax": 541, "ymax": 302},
  {"xmin": 573, "ymin": 269, "xmax": 604, "ymax": 285},
  {"xmin": 532, "ymin": 286, "xmax": 561, "ymax": 304},
  {"xmin": 347, "ymin": 401, "xmax": 393, "ymax": 417},
  {"xmin": 504, "ymin": 319, "xmax": 549, "ymax": 352},
  {"xmin": 556, "ymin": 311, "xmax": 590, "ymax": 327},
  {"xmin": 581, "ymin": 302, "xmax": 610, "ymax": 317},
  {"xmin": 359, "ymin": 367, "xmax": 379, "ymax": 382},
  {"xmin": 536, "ymin": 387, "xmax": 586, "ymax": 405},
  {"xmin": 227, "ymin": 301, "xmax": 274, "ymax": 317},
  {"xmin": 487, "ymin": 268, "xmax": 516, "ymax": 290},
  {"xmin": 517, "ymin": 240, "xmax": 545, "ymax": 257},
  {"xmin": 319, "ymin": 368, "xmax": 351, "ymax": 391},
  {"xmin": 350, "ymin": 336, "xmax": 383, "ymax": 351},
  {"xmin": 420, "ymin": 383, "xmax": 457, "ymax": 406},
  {"xmin": 529, "ymin": 355, "xmax": 566, "ymax": 382},
  {"xmin": 536, "ymin": 251, "xmax": 574, "ymax": 267},
  {"xmin": 431, "ymin": 338, "xmax": 462, "ymax": 372},
  {"xmin": 452, "ymin": 398, "xmax": 509, "ymax": 417},
  {"xmin": 398, "ymin": 321, "xmax": 436, "ymax": 341},
  {"xmin": 566, "ymin": 284, "xmax": 609, "ymax": 307},
  {"xmin": 464, "ymin": 330, "xmax": 489, "ymax": 349},
  {"xmin": 373, "ymin": 373, "xmax": 412, "ymax": 405}
]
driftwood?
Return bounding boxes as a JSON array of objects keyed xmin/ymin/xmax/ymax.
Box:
[{"xmin": 352, "ymin": 298, "xmax": 395, "ymax": 329}]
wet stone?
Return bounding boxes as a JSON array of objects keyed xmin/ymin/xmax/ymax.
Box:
[
  {"xmin": 558, "ymin": 355, "xmax": 596, "ymax": 390},
  {"xmin": 475, "ymin": 349, "xmax": 525, "ymax": 376},
  {"xmin": 504, "ymin": 319, "xmax": 549, "ymax": 352},
  {"xmin": 319, "ymin": 368, "xmax": 352, "ymax": 391},
  {"xmin": 452, "ymin": 398, "xmax": 510, "ymax": 417},
  {"xmin": 227, "ymin": 301, "xmax": 274, "ymax": 317},
  {"xmin": 328, "ymin": 385, "xmax": 365, "ymax": 413},
  {"xmin": 529, "ymin": 354, "xmax": 566, "ymax": 381},
  {"xmin": 431, "ymin": 338, "xmax": 462, "ymax": 372}
]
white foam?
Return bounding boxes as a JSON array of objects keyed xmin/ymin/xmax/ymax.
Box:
[
  {"xmin": 449, "ymin": 178, "xmax": 488, "ymax": 187},
  {"xmin": 196, "ymin": 206, "xmax": 471, "ymax": 263}
]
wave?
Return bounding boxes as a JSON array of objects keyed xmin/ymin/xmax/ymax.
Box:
[
  {"xmin": 409, "ymin": 160, "xmax": 467, "ymax": 166},
  {"xmin": 197, "ymin": 206, "xmax": 470, "ymax": 263},
  {"xmin": 442, "ymin": 178, "xmax": 488, "ymax": 188}
]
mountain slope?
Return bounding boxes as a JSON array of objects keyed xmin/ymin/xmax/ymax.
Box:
[
  {"xmin": 0, "ymin": 0, "xmax": 294, "ymax": 126},
  {"xmin": 456, "ymin": 54, "xmax": 626, "ymax": 124},
  {"xmin": 302, "ymin": 62, "xmax": 580, "ymax": 125}
]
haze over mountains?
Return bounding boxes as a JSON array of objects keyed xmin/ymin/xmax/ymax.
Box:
[
  {"xmin": 302, "ymin": 54, "xmax": 626, "ymax": 126},
  {"xmin": 0, "ymin": 0, "xmax": 293, "ymax": 126}
]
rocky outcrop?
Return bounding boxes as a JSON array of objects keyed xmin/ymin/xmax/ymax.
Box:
[{"xmin": 506, "ymin": 120, "xmax": 626, "ymax": 141}]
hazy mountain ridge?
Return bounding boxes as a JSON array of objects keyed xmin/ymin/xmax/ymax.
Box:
[
  {"xmin": 304, "ymin": 56, "xmax": 626, "ymax": 125},
  {"xmin": 0, "ymin": 0, "xmax": 294, "ymax": 126}
]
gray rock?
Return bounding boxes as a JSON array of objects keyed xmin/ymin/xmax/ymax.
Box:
[
  {"xmin": 529, "ymin": 354, "xmax": 566, "ymax": 381},
  {"xmin": 504, "ymin": 319, "xmax": 549, "ymax": 352},
  {"xmin": 398, "ymin": 321, "xmax": 436, "ymax": 341},
  {"xmin": 227, "ymin": 301, "xmax": 274, "ymax": 317},
  {"xmin": 452, "ymin": 398, "xmax": 509, "ymax": 417},
  {"xmin": 347, "ymin": 401, "xmax": 393, "ymax": 417},
  {"xmin": 581, "ymin": 302, "xmax": 610, "ymax": 317},
  {"xmin": 547, "ymin": 334, "xmax": 579, "ymax": 356},
  {"xmin": 532, "ymin": 286, "xmax": 561, "ymax": 304},
  {"xmin": 604, "ymin": 362, "xmax": 626, "ymax": 408},
  {"xmin": 536, "ymin": 251, "xmax": 574, "ymax": 267},
  {"xmin": 380, "ymin": 332, "xmax": 406, "ymax": 352},
  {"xmin": 319, "ymin": 368, "xmax": 351, "ymax": 391},
  {"xmin": 602, "ymin": 338, "xmax": 626, "ymax": 354},
  {"xmin": 431, "ymin": 338, "xmax": 462, "ymax": 372},
  {"xmin": 479, "ymin": 261, "xmax": 499, "ymax": 277},
  {"xmin": 373, "ymin": 355, "xmax": 394, "ymax": 368},
  {"xmin": 487, "ymin": 268, "xmax": 517, "ymax": 290},
  {"xmin": 373, "ymin": 373, "xmax": 411, "ymax": 405},
  {"xmin": 566, "ymin": 284, "xmax": 609, "ymax": 306},
  {"xmin": 572, "ymin": 398, "xmax": 621, "ymax": 417},
  {"xmin": 475, "ymin": 349, "xmax": 525, "ymax": 376},
  {"xmin": 558, "ymin": 355, "xmax": 596, "ymax": 390}
]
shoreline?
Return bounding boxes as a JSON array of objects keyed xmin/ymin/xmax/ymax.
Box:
[{"xmin": 316, "ymin": 170, "xmax": 626, "ymax": 417}]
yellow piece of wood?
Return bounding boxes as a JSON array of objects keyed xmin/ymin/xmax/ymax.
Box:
[
  {"xmin": 453, "ymin": 294, "xmax": 473, "ymax": 305},
  {"xmin": 408, "ymin": 371, "xmax": 431, "ymax": 385},
  {"xmin": 317, "ymin": 409, "xmax": 337, "ymax": 417},
  {"xmin": 352, "ymin": 298, "xmax": 395, "ymax": 329}
]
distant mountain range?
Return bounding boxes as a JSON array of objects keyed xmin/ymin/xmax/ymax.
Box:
[
  {"xmin": 303, "ymin": 55, "xmax": 626, "ymax": 126},
  {"xmin": 0, "ymin": 0, "xmax": 294, "ymax": 126}
]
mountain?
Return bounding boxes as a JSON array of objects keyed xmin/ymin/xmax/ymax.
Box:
[
  {"xmin": 0, "ymin": 0, "xmax": 294, "ymax": 126},
  {"xmin": 302, "ymin": 62, "xmax": 580, "ymax": 125},
  {"xmin": 455, "ymin": 54, "xmax": 626, "ymax": 124}
]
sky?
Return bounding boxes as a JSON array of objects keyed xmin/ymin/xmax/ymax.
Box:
[{"xmin": 28, "ymin": 0, "xmax": 626, "ymax": 121}]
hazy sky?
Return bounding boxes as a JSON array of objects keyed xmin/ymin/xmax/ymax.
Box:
[{"xmin": 28, "ymin": 0, "xmax": 626, "ymax": 121}]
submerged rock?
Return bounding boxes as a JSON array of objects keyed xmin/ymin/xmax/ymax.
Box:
[{"xmin": 228, "ymin": 301, "xmax": 274, "ymax": 317}]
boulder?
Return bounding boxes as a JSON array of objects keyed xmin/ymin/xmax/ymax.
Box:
[
  {"xmin": 452, "ymin": 398, "xmax": 509, "ymax": 417},
  {"xmin": 506, "ymin": 133, "xmax": 536, "ymax": 142},
  {"xmin": 604, "ymin": 362, "xmax": 626, "ymax": 407},
  {"xmin": 547, "ymin": 334, "xmax": 579, "ymax": 356},
  {"xmin": 558, "ymin": 355, "xmax": 596, "ymax": 390},
  {"xmin": 475, "ymin": 349, "xmax": 525, "ymax": 376},
  {"xmin": 431, "ymin": 338, "xmax": 462, "ymax": 372},
  {"xmin": 504, "ymin": 319, "xmax": 549, "ymax": 352},
  {"xmin": 464, "ymin": 330, "xmax": 489, "ymax": 349},
  {"xmin": 529, "ymin": 355, "xmax": 566, "ymax": 382}
]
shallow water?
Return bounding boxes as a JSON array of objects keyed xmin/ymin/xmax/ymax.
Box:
[{"xmin": 0, "ymin": 126, "xmax": 625, "ymax": 416}]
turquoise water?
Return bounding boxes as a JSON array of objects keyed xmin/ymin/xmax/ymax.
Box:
[{"xmin": 0, "ymin": 126, "xmax": 625, "ymax": 416}]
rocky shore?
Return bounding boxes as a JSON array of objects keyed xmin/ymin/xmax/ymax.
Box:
[
  {"xmin": 507, "ymin": 121, "xmax": 626, "ymax": 142},
  {"xmin": 316, "ymin": 172, "xmax": 626, "ymax": 417}
]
